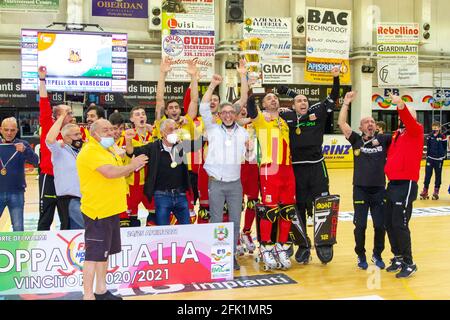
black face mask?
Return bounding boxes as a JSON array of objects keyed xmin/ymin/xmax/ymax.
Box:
[
  {"xmin": 223, "ymin": 122, "xmax": 236, "ymax": 129},
  {"xmin": 71, "ymin": 139, "xmax": 83, "ymax": 149}
]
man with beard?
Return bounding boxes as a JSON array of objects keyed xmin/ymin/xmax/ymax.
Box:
[
  {"xmin": 278, "ymin": 66, "xmax": 340, "ymax": 263},
  {"xmin": 117, "ymin": 106, "xmax": 155, "ymax": 227},
  {"xmin": 46, "ymin": 107, "xmax": 85, "ymax": 230},
  {"xmin": 81, "ymin": 104, "xmax": 105, "ymax": 142},
  {"xmin": 37, "ymin": 66, "xmax": 75, "ymax": 230},
  {"xmin": 154, "ymin": 57, "xmax": 199, "ymax": 224},
  {"xmin": 246, "ymin": 92, "xmax": 296, "ymax": 271},
  {"xmin": 338, "ymin": 91, "xmax": 391, "ymax": 270}
]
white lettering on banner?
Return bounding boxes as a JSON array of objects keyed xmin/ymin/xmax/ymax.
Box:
[
  {"xmin": 0, "ymin": 223, "xmax": 233, "ymax": 295},
  {"xmin": 243, "ymin": 17, "xmax": 293, "ymax": 84}
]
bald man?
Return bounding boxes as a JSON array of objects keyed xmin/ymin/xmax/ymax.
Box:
[
  {"xmin": 77, "ymin": 119, "xmax": 148, "ymax": 300},
  {"xmin": 338, "ymin": 92, "xmax": 392, "ymax": 271},
  {"xmin": 0, "ymin": 117, "xmax": 39, "ymax": 231},
  {"xmin": 383, "ymin": 93, "xmax": 423, "ymax": 278}
]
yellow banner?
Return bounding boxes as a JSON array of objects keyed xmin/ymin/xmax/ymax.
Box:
[{"xmin": 304, "ymin": 57, "xmax": 351, "ymax": 84}]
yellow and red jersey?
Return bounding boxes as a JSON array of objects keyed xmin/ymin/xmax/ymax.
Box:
[
  {"xmin": 126, "ymin": 129, "xmax": 153, "ymax": 186},
  {"xmin": 80, "ymin": 126, "xmax": 91, "ymax": 143},
  {"xmin": 251, "ymin": 111, "xmax": 291, "ymax": 166}
]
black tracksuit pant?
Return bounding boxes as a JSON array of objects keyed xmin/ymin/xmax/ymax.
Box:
[
  {"xmin": 384, "ymin": 180, "xmax": 418, "ymax": 265},
  {"xmin": 293, "ymin": 161, "xmax": 329, "ymax": 235},
  {"xmin": 353, "ymin": 185, "xmax": 386, "ymax": 258},
  {"xmin": 37, "ymin": 173, "xmax": 63, "ymax": 230}
]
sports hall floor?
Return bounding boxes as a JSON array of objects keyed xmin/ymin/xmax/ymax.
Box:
[{"xmin": 1, "ymin": 165, "xmax": 449, "ymax": 300}]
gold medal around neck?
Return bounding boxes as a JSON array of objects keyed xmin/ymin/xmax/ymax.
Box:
[
  {"xmin": 0, "ymin": 168, "xmax": 6, "ymax": 176},
  {"xmin": 354, "ymin": 149, "xmax": 360, "ymax": 156},
  {"xmin": 170, "ymin": 161, "xmax": 177, "ymax": 168},
  {"xmin": 295, "ymin": 127, "xmax": 301, "ymax": 135}
]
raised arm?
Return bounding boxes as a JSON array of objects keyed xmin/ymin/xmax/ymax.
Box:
[
  {"xmin": 186, "ymin": 59, "xmax": 199, "ymax": 120},
  {"xmin": 389, "ymin": 93, "xmax": 423, "ymax": 136},
  {"xmin": 236, "ymin": 59, "xmax": 249, "ymax": 108},
  {"xmin": 329, "ymin": 66, "xmax": 340, "ymax": 101},
  {"xmin": 200, "ymin": 74, "xmax": 222, "ymax": 129},
  {"xmin": 338, "ymin": 91, "xmax": 356, "ymax": 139},
  {"xmin": 38, "ymin": 66, "xmax": 47, "ymax": 98},
  {"xmin": 45, "ymin": 106, "xmax": 70, "ymax": 144},
  {"xmin": 155, "ymin": 57, "xmax": 172, "ymax": 121}
]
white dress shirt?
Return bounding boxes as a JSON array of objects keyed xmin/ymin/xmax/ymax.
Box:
[{"xmin": 200, "ymin": 102, "xmax": 249, "ymax": 182}]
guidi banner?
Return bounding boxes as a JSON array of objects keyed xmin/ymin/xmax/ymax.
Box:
[
  {"xmin": 376, "ymin": 23, "xmax": 420, "ymax": 87},
  {"xmin": 243, "ymin": 17, "xmax": 293, "ymax": 84},
  {"xmin": 0, "ymin": 223, "xmax": 234, "ymax": 295},
  {"xmin": 161, "ymin": 0, "xmax": 215, "ymax": 82},
  {"xmin": 305, "ymin": 7, "xmax": 351, "ymax": 84}
]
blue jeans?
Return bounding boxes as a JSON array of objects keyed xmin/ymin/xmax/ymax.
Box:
[
  {"xmin": 69, "ymin": 198, "xmax": 84, "ymax": 229},
  {"xmin": 0, "ymin": 192, "xmax": 25, "ymax": 231},
  {"xmin": 154, "ymin": 190, "xmax": 190, "ymax": 226}
]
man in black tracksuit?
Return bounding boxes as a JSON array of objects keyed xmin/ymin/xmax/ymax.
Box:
[
  {"xmin": 278, "ymin": 67, "xmax": 340, "ymax": 263},
  {"xmin": 420, "ymin": 122, "xmax": 447, "ymax": 200},
  {"xmin": 338, "ymin": 91, "xmax": 392, "ymax": 270}
]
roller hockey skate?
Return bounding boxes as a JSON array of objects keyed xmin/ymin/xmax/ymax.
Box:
[
  {"xmin": 275, "ymin": 243, "xmax": 292, "ymax": 270},
  {"xmin": 236, "ymin": 240, "xmax": 245, "ymax": 256},
  {"xmin": 240, "ymin": 231, "xmax": 256, "ymax": 254},
  {"xmin": 432, "ymin": 188, "xmax": 439, "ymax": 200},
  {"xmin": 419, "ymin": 188, "xmax": 429, "ymax": 200},
  {"xmin": 255, "ymin": 243, "xmax": 278, "ymax": 271}
]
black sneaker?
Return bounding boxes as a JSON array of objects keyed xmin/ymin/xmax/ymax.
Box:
[
  {"xmin": 234, "ymin": 257, "xmax": 240, "ymax": 271},
  {"xmin": 396, "ymin": 264, "xmax": 417, "ymax": 278},
  {"xmin": 94, "ymin": 290, "xmax": 123, "ymax": 300},
  {"xmin": 386, "ymin": 256, "xmax": 403, "ymax": 272}
]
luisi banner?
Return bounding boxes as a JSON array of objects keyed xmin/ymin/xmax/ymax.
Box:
[{"xmin": 161, "ymin": 0, "xmax": 215, "ymax": 82}]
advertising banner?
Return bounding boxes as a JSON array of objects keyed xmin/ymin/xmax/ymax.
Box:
[
  {"xmin": 242, "ymin": 17, "xmax": 293, "ymax": 84},
  {"xmin": 0, "ymin": 222, "xmax": 234, "ymax": 295},
  {"xmin": 305, "ymin": 7, "xmax": 351, "ymax": 84},
  {"xmin": 161, "ymin": 0, "xmax": 215, "ymax": 82},
  {"xmin": 322, "ymin": 134, "xmax": 353, "ymax": 168},
  {"xmin": 372, "ymin": 87, "xmax": 450, "ymax": 111},
  {"xmin": 376, "ymin": 23, "xmax": 420, "ymax": 87},
  {"xmin": 92, "ymin": 0, "xmax": 148, "ymax": 18},
  {"xmin": 0, "ymin": 0, "xmax": 59, "ymax": 12}
]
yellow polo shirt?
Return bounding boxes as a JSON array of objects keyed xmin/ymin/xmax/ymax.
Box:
[{"xmin": 76, "ymin": 138, "xmax": 128, "ymax": 219}]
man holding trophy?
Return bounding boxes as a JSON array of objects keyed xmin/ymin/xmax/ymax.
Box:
[{"xmin": 241, "ymin": 37, "xmax": 297, "ymax": 271}]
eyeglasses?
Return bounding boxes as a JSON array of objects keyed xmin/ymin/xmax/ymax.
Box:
[{"xmin": 220, "ymin": 111, "xmax": 236, "ymax": 116}]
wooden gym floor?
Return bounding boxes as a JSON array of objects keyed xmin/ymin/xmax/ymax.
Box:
[{"xmin": 1, "ymin": 166, "xmax": 449, "ymax": 300}]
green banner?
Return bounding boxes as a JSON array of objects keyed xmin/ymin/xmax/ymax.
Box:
[{"xmin": 0, "ymin": 0, "xmax": 59, "ymax": 12}]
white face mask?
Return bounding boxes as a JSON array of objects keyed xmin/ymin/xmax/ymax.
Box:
[{"xmin": 166, "ymin": 133, "xmax": 178, "ymax": 144}]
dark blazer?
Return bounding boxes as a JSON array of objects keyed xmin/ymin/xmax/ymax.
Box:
[{"xmin": 129, "ymin": 138, "xmax": 202, "ymax": 202}]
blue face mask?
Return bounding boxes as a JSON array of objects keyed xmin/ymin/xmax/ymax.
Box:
[{"xmin": 99, "ymin": 137, "xmax": 115, "ymax": 149}]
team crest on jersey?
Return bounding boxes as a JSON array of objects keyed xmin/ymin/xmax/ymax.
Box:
[
  {"xmin": 354, "ymin": 149, "xmax": 360, "ymax": 156},
  {"xmin": 265, "ymin": 195, "xmax": 272, "ymax": 203}
]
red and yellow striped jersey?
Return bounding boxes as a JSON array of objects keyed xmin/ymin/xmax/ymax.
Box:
[
  {"xmin": 251, "ymin": 111, "xmax": 291, "ymax": 166},
  {"xmin": 126, "ymin": 129, "xmax": 153, "ymax": 186}
]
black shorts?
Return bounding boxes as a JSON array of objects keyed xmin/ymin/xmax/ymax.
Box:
[{"xmin": 83, "ymin": 214, "xmax": 121, "ymax": 262}]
